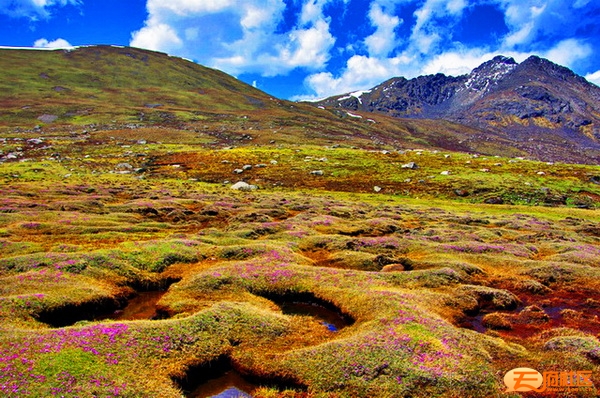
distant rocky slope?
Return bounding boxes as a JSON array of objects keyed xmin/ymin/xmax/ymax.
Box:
[{"xmin": 314, "ymin": 56, "xmax": 600, "ymax": 164}]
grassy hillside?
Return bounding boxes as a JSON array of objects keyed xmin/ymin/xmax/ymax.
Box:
[{"xmin": 0, "ymin": 46, "xmax": 284, "ymax": 125}]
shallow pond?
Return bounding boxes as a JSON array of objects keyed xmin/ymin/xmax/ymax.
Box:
[
  {"xmin": 187, "ymin": 370, "xmax": 256, "ymax": 398},
  {"xmin": 279, "ymin": 301, "xmax": 349, "ymax": 331},
  {"xmin": 96, "ymin": 290, "xmax": 167, "ymax": 321}
]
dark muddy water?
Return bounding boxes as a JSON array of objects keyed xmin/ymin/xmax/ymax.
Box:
[
  {"xmin": 280, "ymin": 301, "xmax": 349, "ymax": 331},
  {"xmin": 187, "ymin": 370, "xmax": 256, "ymax": 397},
  {"xmin": 96, "ymin": 290, "xmax": 167, "ymax": 321}
]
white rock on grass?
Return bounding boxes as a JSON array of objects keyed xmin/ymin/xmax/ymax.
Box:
[
  {"xmin": 230, "ymin": 181, "xmax": 258, "ymax": 191},
  {"xmin": 310, "ymin": 170, "xmax": 324, "ymax": 176},
  {"xmin": 401, "ymin": 162, "xmax": 418, "ymax": 169}
]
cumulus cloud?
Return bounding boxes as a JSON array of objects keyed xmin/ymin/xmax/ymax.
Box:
[
  {"xmin": 585, "ymin": 70, "xmax": 600, "ymax": 86},
  {"xmin": 130, "ymin": 20, "xmax": 183, "ymax": 52},
  {"xmin": 364, "ymin": 3, "xmax": 401, "ymax": 57},
  {"xmin": 497, "ymin": 0, "xmax": 599, "ymax": 50},
  {"xmin": 0, "ymin": 0, "xmax": 79, "ymax": 20},
  {"xmin": 540, "ymin": 38, "xmax": 592, "ymax": 68},
  {"xmin": 131, "ymin": 0, "xmax": 336, "ymax": 77},
  {"xmin": 299, "ymin": 0, "xmax": 599, "ymax": 100},
  {"xmin": 33, "ymin": 37, "xmax": 73, "ymax": 48},
  {"xmin": 295, "ymin": 53, "xmax": 414, "ymax": 100},
  {"xmin": 128, "ymin": 0, "xmax": 598, "ymax": 100}
]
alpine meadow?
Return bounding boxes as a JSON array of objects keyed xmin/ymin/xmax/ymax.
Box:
[{"xmin": 0, "ymin": 45, "xmax": 599, "ymax": 397}]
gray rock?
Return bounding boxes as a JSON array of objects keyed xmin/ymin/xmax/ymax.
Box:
[
  {"xmin": 401, "ymin": 162, "xmax": 418, "ymax": 169},
  {"xmin": 310, "ymin": 170, "xmax": 324, "ymax": 176},
  {"xmin": 543, "ymin": 336, "xmax": 599, "ymax": 352},
  {"xmin": 37, "ymin": 114, "xmax": 58, "ymax": 123},
  {"xmin": 233, "ymin": 169, "xmax": 244, "ymax": 174},
  {"xmin": 230, "ymin": 181, "xmax": 258, "ymax": 191},
  {"xmin": 242, "ymin": 164, "xmax": 253, "ymax": 170}
]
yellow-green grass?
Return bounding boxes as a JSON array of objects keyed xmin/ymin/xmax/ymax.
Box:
[{"xmin": 1, "ymin": 165, "xmax": 599, "ymax": 396}]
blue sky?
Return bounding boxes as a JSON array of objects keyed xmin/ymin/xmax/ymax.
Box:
[{"xmin": 1, "ymin": 0, "xmax": 600, "ymax": 100}]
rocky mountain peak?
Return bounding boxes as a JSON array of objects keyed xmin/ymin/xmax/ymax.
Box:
[
  {"xmin": 464, "ymin": 55, "xmax": 517, "ymax": 92},
  {"xmin": 519, "ymin": 55, "xmax": 582, "ymax": 83}
]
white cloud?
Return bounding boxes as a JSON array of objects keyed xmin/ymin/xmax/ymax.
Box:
[
  {"xmin": 131, "ymin": 0, "xmax": 336, "ymax": 77},
  {"xmin": 407, "ymin": 0, "xmax": 468, "ymax": 55},
  {"xmin": 540, "ymin": 38, "xmax": 592, "ymax": 68},
  {"xmin": 33, "ymin": 37, "xmax": 73, "ymax": 48},
  {"xmin": 300, "ymin": 31, "xmax": 596, "ymax": 101},
  {"xmin": 0, "ymin": 0, "xmax": 79, "ymax": 19},
  {"xmin": 503, "ymin": 21, "xmax": 535, "ymax": 48},
  {"xmin": 297, "ymin": 53, "xmax": 413, "ymax": 100},
  {"xmin": 364, "ymin": 3, "xmax": 401, "ymax": 57},
  {"xmin": 130, "ymin": 20, "xmax": 183, "ymax": 52},
  {"xmin": 146, "ymin": 0, "xmax": 236, "ymax": 16},
  {"xmin": 282, "ymin": 20, "xmax": 335, "ymax": 69},
  {"xmin": 300, "ymin": 0, "xmax": 329, "ymax": 25},
  {"xmin": 128, "ymin": 0, "xmax": 598, "ymax": 100},
  {"xmin": 496, "ymin": 0, "xmax": 597, "ymax": 50},
  {"xmin": 421, "ymin": 50, "xmax": 492, "ymax": 76},
  {"xmin": 446, "ymin": 0, "xmax": 467, "ymax": 14},
  {"xmin": 585, "ymin": 70, "xmax": 600, "ymax": 86}
]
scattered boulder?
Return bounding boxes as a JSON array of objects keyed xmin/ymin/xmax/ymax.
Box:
[
  {"xmin": 440, "ymin": 170, "xmax": 451, "ymax": 175},
  {"xmin": 38, "ymin": 114, "xmax": 58, "ymax": 123},
  {"xmin": 484, "ymin": 197, "xmax": 504, "ymax": 205},
  {"xmin": 242, "ymin": 165, "xmax": 252, "ymax": 170},
  {"xmin": 310, "ymin": 170, "xmax": 324, "ymax": 176},
  {"xmin": 374, "ymin": 186, "xmax": 382, "ymax": 192},
  {"xmin": 230, "ymin": 181, "xmax": 258, "ymax": 191},
  {"xmin": 115, "ymin": 163, "xmax": 133, "ymax": 170},
  {"xmin": 233, "ymin": 169, "xmax": 244, "ymax": 174},
  {"xmin": 401, "ymin": 162, "xmax": 418, "ymax": 169}
]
